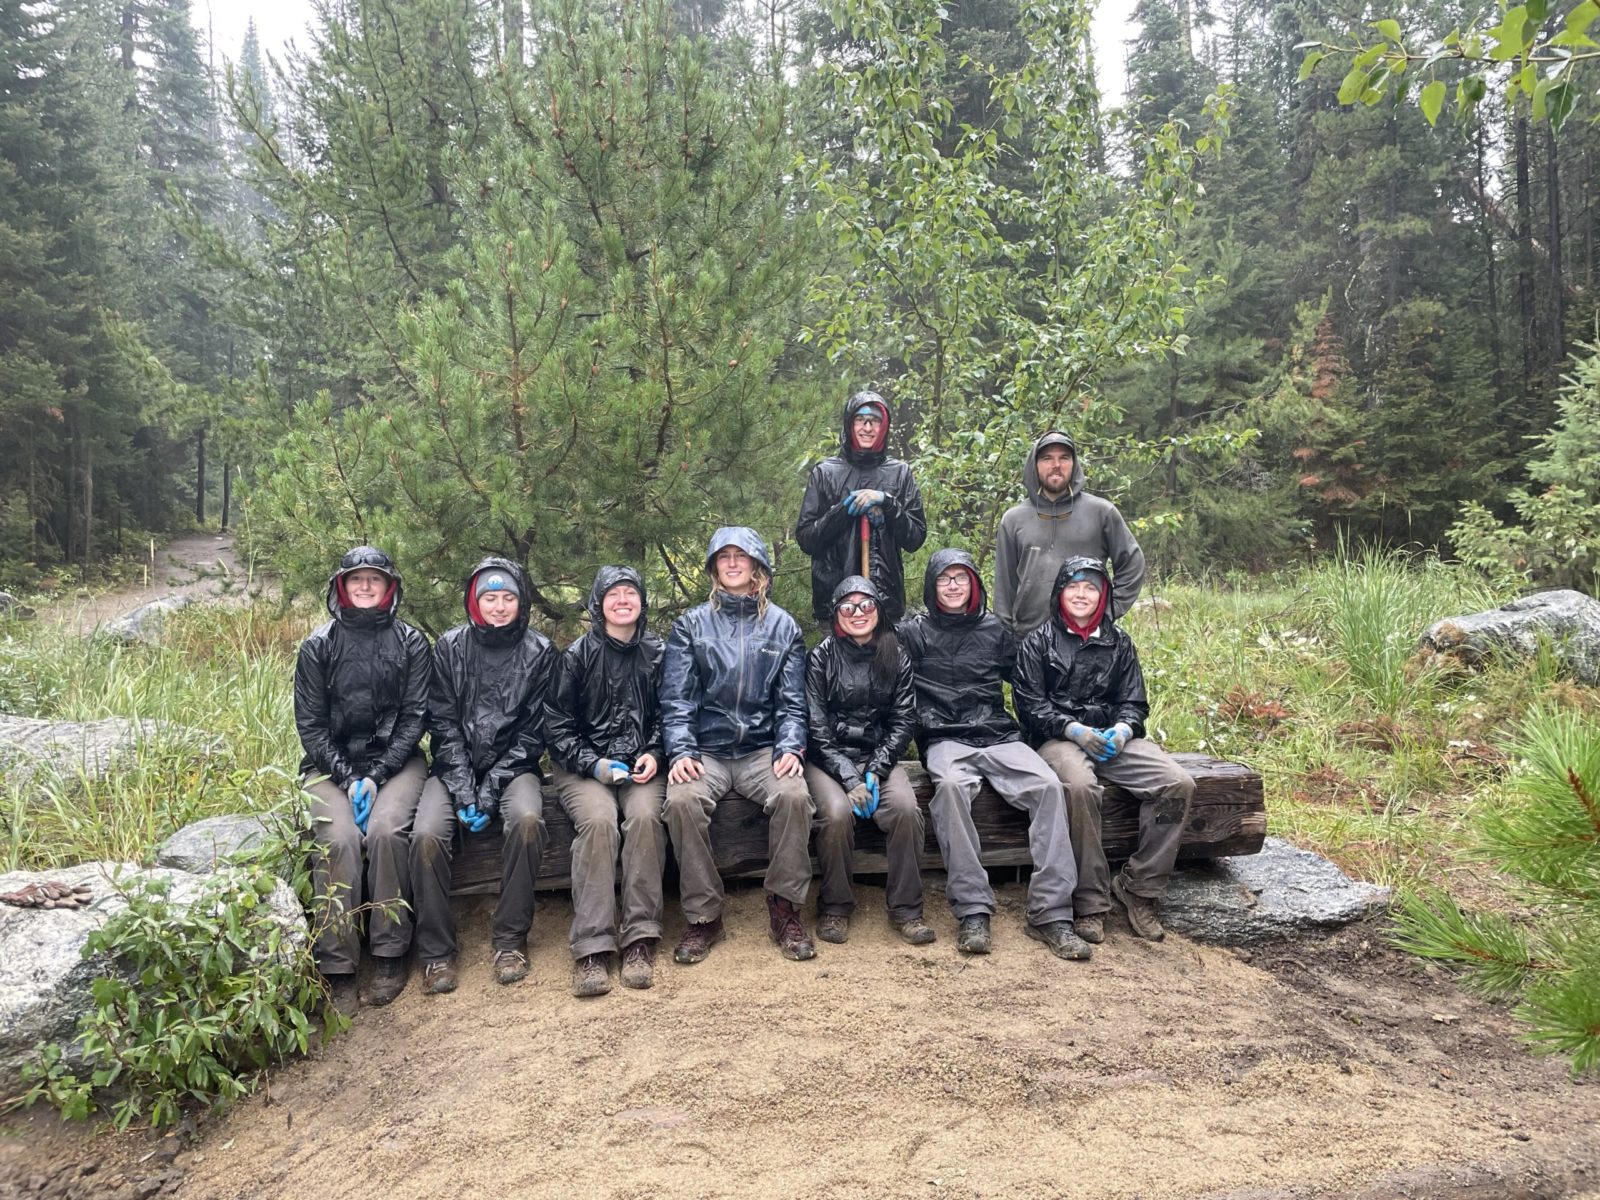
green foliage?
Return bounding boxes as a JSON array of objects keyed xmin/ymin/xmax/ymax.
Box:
[
  {"xmin": 1391, "ymin": 704, "xmax": 1600, "ymax": 1074},
  {"xmin": 15, "ymin": 800, "xmax": 344, "ymax": 1130}
]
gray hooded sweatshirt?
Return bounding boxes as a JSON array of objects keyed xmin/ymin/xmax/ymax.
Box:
[{"xmin": 993, "ymin": 431, "xmax": 1145, "ymax": 637}]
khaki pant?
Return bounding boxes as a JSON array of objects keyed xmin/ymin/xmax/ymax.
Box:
[
  {"xmin": 807, "ymin": 764, "xmax": 925, "ymax": 922},
  {"xmin": 663, "ymin": 752, "xmax": 814, "ymax": 922},
  {"xmin": 410, "ymin": 772, "xmax": 546, "ymax": 960},
  {"xmin": 925, "ymin": 740, "xmax": 1075, "ymax": 927},
  {"xmin": 550, "ymin": 766, "xmax": 668, "ymax": 959},
  {"xmin": 304, "ymin": 755, "xmax": 427, "ymax": 974},
  {"xmin": 1036, "ymin": 737, "xmax": 1195, "ymax": 911}
]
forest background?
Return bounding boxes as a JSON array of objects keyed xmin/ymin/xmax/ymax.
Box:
[{"xmin": 4, "ymin": 0, "xmax": 1599, "ymax": 628}]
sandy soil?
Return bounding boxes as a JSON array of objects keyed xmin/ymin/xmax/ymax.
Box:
[
  {"xmin": 41, "ymin": 533, "xmax": 262, "ymax": 635},
  {"xmin": 7, "ymin": 877, "xmax": 1597, "ymax": 1200}
]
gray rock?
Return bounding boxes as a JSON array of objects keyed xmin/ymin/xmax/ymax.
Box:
[
  {"xmin": 155, "ymin": 814, "xmax": 275, "ymax": 874},
  {"xmin": 0, "ymin": 715, "xmax": 220, "ymax": 794},
  {"xmin": 1161, "ymin": 837, "xmax": 1391, "ymax": 945},
  {"xmin": 0, "ymin": 591, "xmax": 34, "ymax": 620},
  {"xmin": 96, "ymin": 594, "xmax": 193, "ymax": 645},
  {"xmin": 0, "ymin": 861, "xmax": 307, "ymax": 1093},
  {"xmin": 1421, "ymin": 589, "xmax": 1600, "ymax": 685}
]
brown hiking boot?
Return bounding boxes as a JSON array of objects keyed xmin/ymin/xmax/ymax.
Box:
[
  {"xmin": 421, "ymin": 957, "xmax": 458, "ymax": 995},
  {"xmin": 767, "ymin": 893, "xmax": 817, "ymax": 961},
  {"xmin": 673, "ymin": 917, "xmax": 726, "ymax": 965},
  {"xmin": 1025, "ymin": 920, "xmax": 1094, "ymax": 961},
  {"xmin": 956, "ymin": 914, "xmax": 991, "ymax": 954},
  {"xmin": 363, "ymin": 955, "xmax": 408, "ymax": 1007},
  {"xmin": 571, "ymin": 953, "xmax": 613, "ymax": 998},
  {"xmin": 620, "ymin": 939, "xmax": 657, "ymax": 989},
  {"xmin": 817, "ymin": 913, "xmax": 849, "ymax": 944},
  {"xmin": 492, "ymin": 947, "xmax": 531, "ymax": 985},
  {"xmin": 1075, "ymin": 913, "xmax": 1105, "ymax": 944},
  {"xmin": 1112, "ymin": 873, "xmax": 1166, "ymax": 942},
  {"xmin": 322, "ymin": 972, "xmax": 359, "ymax": 1016},
  {"xmin": 893, "ymin": 916, "xmax": 937, "ymax": 946}
]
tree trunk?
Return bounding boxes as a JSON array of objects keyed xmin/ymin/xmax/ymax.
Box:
[
  {"xmin": 1475, "ymin": 122, "xmax": 1506, "ymax": 422},
  {"xmin": 1544, "ymin": 123, "xmax": 1564, "ymax": 370},
  {"xmin": 1514, "ymin": 111, "xmax": 1536, "ymax": 413},
  {"xmin": 82, "ymin": 438, "xmax": 94, "ymax": 573},
  {"xmin": 221, "ymin": 461, "xmax": 232, "ymax": 531},
  {"xmin": 195, "ymin": 426, "xmax": 206, "ymax": 525}
]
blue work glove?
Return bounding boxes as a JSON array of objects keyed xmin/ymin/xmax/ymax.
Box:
[
  {"xmin": 456, "ymin": 802, "xmax": 491, "ymax": 834},
  {"xmin": 1066, "ymin": 722, "xmax": 1111, "ymax": 761},
  {"xmin": 844, "ymin": 489, "xmax": 886, "ymax": 515},
  {"xmin": 1098, "ymin": 723, "xmax": 1133, "ymax": 763},
  {"xmin": 347, "ymin": 778, "xmax": 375, "ymax": 833},
  {"xmin": 863, "ymin": 771, "xmax": 881, "ymax": 817},
  {"xmin": 866, "ymin": 506, "xmax": 885, "ymax": 529},
  {"xmin": 592, "ymin": 759, "xmax": 631, "ymax": 784},
  {"xmin": 846, "ymin": 782, "xmax": 873, "ymax": 819}
]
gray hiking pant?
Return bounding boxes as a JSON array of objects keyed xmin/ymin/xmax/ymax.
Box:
[
  {"xmin": 410, "ymin": 772, "xmax": 546, "ymax": 961},
  {"xmin": 925, "ymin": 740, "xmax": 1075, "ymax": 927},
  {"xmin": 305, "ymin": 755, "xmax": 427, "ymax": 974},
  {"xmin": 550, "ymin": 766, "xmax": 668, "ymax": 959},
  {"xmin": 663, "ymin": 752, "xmax": 814, "ymax": 922},
  {"xmin": 1037, "ymin": 737, "xmax": 1195, "ymax": 910},
  {"xmin": 807, "ymin": 764, "xmax": 925, "ymax": 922}
]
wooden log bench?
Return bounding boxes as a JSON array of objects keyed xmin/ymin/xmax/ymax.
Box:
[{"xmin": 449, "ymin": 753, "xmax": 1264, "ymax": 896}]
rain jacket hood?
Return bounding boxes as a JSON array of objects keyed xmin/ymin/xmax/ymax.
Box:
[
  {"xmin": 841, "ymin": 390, "xmax": 890, "ymax": 466},
  {"xmin": 704, "ymin": 526, "xmax": 773, "ymax": 576},
  {"xmin": 921, "ymin": 547, "xmax": 986, "ymax": 623},
  {"xmin": 1023, "ymin": 431, "xmax": 1085, "ymax": 516},
  {"xmin": 831, "ymin": 573, "xmax": 882, "ymax": 609},
  {"xmin": 462, "ymin": 556, "xmax": 531, "ymax": 647},
  {"xmin": 325, "ymin": 545, "xmax": 402, "ymax": 626}
]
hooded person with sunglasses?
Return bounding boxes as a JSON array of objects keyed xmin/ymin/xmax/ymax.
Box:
[
  {"xmin": 412, "ymin": 558, "xmax": 557, "ymax": 994},
  {"xmin": 804, "ymin": 576, "xmax": 935, "ymax": 946},
  {"xmin": 294, "ymin": 546, "xmax": 431, "ymax": 1010},
  {"xmin": 1012, "ymin": 556, "xmax": 1194, "ymax": 942}
]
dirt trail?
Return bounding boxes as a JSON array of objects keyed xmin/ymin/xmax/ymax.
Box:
[
  {"xmin": 41, "ymin": 533, "xmax": 262, "ymax": 635},
  {"xmin": 10, "ymin": 883, "xmax": 1594, "ymax": 1200}
]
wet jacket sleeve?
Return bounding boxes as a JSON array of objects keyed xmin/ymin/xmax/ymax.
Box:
[
  {"xmin": 642, "ymin": 646, "xmax": 665, "ymax": 762},
  {"xmin": 660, "ymin": 617, "xmax": 701, "ymax": 763},
  {"xmin": 998, "ymin": 625, "xmax": 1020, "ymax": 686},
  {"xmin": 1105, "ymin": 509, "xmax": 1147, "ymax": 619},
  {"xmin": 1113, "ymin": 639, "xmax": 1150, "ymax": 739},
  {"xmin": 773, "ymin": 621, "xmax": 808, "ymax": 760},
  {"xmin": 293, "ymin": 636, "xmax": 356, "ymax": 791},
  {"xmin": 427, "ymin": 639, "xmax": 474, "ymax": 805},
  {"xmin": 544, "ymin": 647, "xmax": 598, "ymax": 779},
  {"xmin": 993, "ymin": 516, "xmax": 1019, "ymax": 632},
  {"xmin": 882, "ymin": 466, "xmax": 927, "ymax": 552},
  {"xmin": 794, "ymin": 463, "xmax": 854, "ymax": 555},
  {"xmin": 1012, "ymin": 630, "xmax": 1070, "ymax": 743},
  {"xmin": 805, "ymin": 648, "xmax": 861, "ymax": 790},
  {"xmin": 369, "ymin": 627, "xmax": 429, "ymax": 787},
  {"xmin": 867, "ymin": 654, "xmax": 918, "ymax": 780},
  {"xmin": 481, "ymin": 643, "xmax": 553, "ymax": 806}
]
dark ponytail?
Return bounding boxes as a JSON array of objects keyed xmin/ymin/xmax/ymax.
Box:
[{"xmin": 872, "ymin": 625, "xmax": 901, "ymax": 697}]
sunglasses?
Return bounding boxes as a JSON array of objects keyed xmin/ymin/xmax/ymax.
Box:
[{"xmin": 836, "ymin": 598, "xmax": 879, "ymax": 617}]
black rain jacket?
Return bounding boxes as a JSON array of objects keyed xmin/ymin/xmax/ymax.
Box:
[
  {"xmin": 661, "ymin": 583, "xmax": 807, "ymax": 764},
  {"xmin": 804, "ymin": 576, "xmax": 917, "ymax": 790},
  {"xmin": 295, "ymin": 547, "xmax": 430, "ymax": 790},
  {"xmin": 427, "ymin": 557, "xmax": 557, "ymax": 813},
  {"xmin": 795, "ymin": 391, "xmax": 928, "ymax": 625},
  {"xmin": 545, "ymin": 565, "xmax": 665, "ymax": 778},
  {"xmin": 1012, "ymin": 558, "xmax": 1149, "ymax": 744},
  {"xmin": 897, "ymin": 548, "xmax": 1021, "ymax": 752}
]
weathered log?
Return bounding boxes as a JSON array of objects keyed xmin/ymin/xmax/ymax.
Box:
[{"xmin": 449, "ymin": 753, "xmax": 1264, "ymax": 896}]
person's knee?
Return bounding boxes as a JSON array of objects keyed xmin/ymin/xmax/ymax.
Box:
[
  {"xmin": 768, "ymin": 778, "xmax": 812, "ymax": 818},
  {"xmin": 573, "ymin": 806, "xmax": 621, "ymax": 847},
  {"xmin": 411, "ymin": 829, "xmax": 451, "ymax": 870},
  {"xmin": 662, "ymin": 785, "xmax": 711, "ymax": 822},
  {"xmin": 507, "ymin": 807, "xmax": 546, "ymax": 843}
]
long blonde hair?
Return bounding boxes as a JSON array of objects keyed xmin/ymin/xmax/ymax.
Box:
[{"xmin": 709, "ymin": 565, "xmax": 771, "ymax": 619}]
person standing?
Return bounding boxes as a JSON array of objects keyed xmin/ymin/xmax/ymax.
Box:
[
  {"xmin": 796, "ymin": 390, "xmax": 927, "ymax": 628},
  {"xmin": 660, "ymin": 527, "xmax": 816, "ymax": 964},
  {"xmin": 295, "ymin": 546, "xmax": 431, "ymax": 1010},
  {"xmin": 411, "ymin": 558, "xmax": 557, "ymax": 993},
  {"xmin": 805, "ymin": 575, "xmax": 935, "ymax": 946},
  {"xmin": 1012, "ymin": 556, "xmax": 1194, "ymax": 943},
  {"xmin": 898, "ymin": 549, "xmax": 1091, "ymax": 961},
  {"xmin": 994, "ymin": 430, "xmax": 1145, "ymax": 639},
  {"xmin": 544, "ymin": 565, "xmax": 669, "ymax": 996}
]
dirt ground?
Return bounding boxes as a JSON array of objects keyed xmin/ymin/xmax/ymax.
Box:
[
  {"xmin": 4, "ymin": 876, "xmax": 1598, "ymax": 1200},
  {"xmin": 41, "ymin": 533, "xmax": 259, "ymax": 635}
]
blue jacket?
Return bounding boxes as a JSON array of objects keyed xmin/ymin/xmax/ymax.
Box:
[{"xmin": 661, "ymin": 591, "xmax": 807, "ymax": 763}]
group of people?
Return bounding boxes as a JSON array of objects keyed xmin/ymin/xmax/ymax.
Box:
[{"xmin": 293, "ymin": 392, "xmax": 1195, "ymax": 1011}]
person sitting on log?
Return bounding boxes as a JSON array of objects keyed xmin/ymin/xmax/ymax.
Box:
[
  {"xmin": 898, "ymin": 548, "xmax": 1092, "ymax": 962},
  {"xmin": 661, "ymin": 527, "xmax": 816, "ymax": 964},
  {"xmin": 544, "ymin": 565, "xmax": 668, "ymax": 997},
  {"xmin": 1012, "ymin": 556, "xmax": 1194, "ymax": 943},
  {"xmin": 411, "ymin": 558, "xmax": 557, "ymax": 994},
  {"xmin": 805, "ymin": 574, "xmax": 935, "ymax": 947},
  {"xmin": 295, "ymin": 546, "xmax": 431, "ymax": 1011}
]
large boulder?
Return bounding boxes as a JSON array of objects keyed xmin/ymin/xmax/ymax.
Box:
[
  {"xmin": 155, "ymin": 814, "xmax": 276, "ymax": 874},
  {"xmin": 0, "ymin": 714, "xmax": 220, "ymax": 795},
  {"xmin": 1420, "ymin": 589, "xmax": 1600, "ymax": 685},
  {"xmin": 0, "ymin": 861, "xmax": 307, "ymax": 1093},
  {"xmin": 1161, "ymin": 837, "xmax": 1391, "ymax": 944},
  {"xmin": 96, "ymin": 594, "xmax": 193, "ymax": 645}
]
